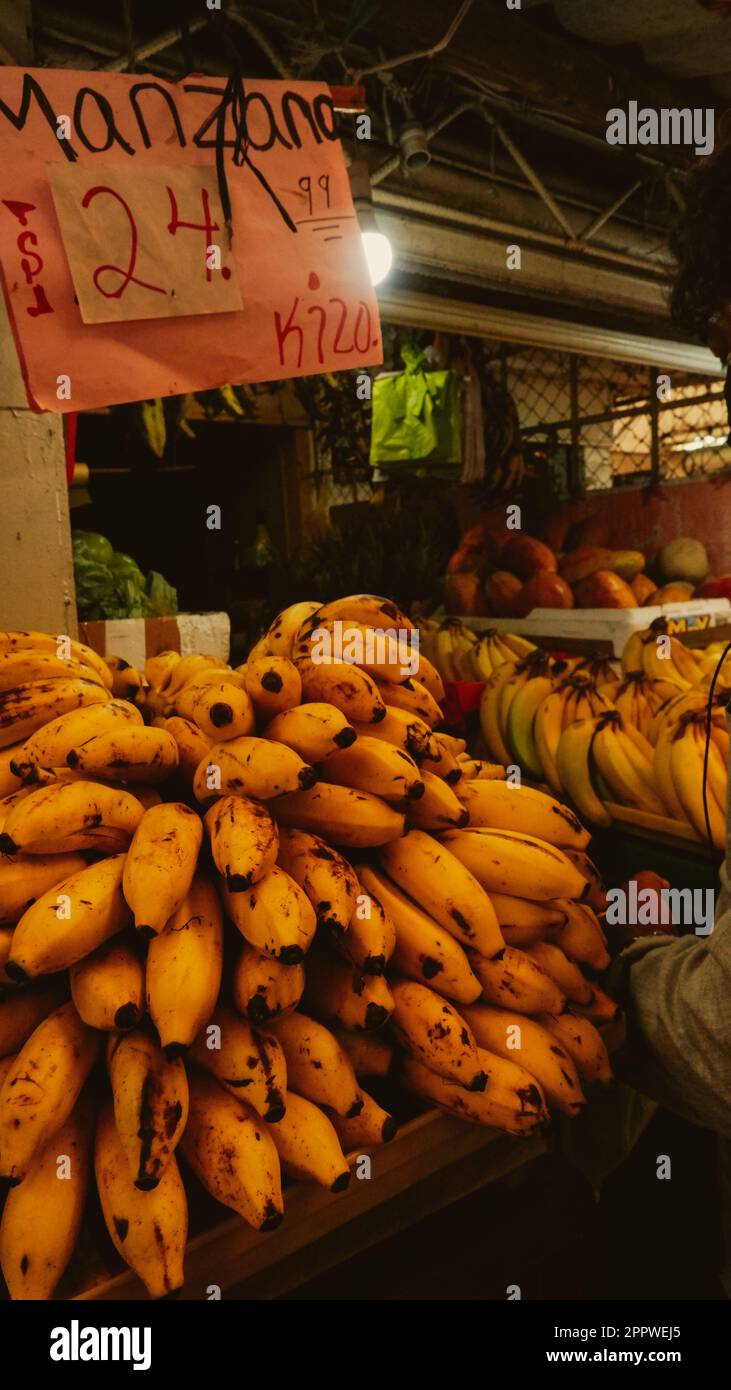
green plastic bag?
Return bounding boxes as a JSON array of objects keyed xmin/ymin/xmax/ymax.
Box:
[{"xmin": 370, "ymin": 344, "xmax": 462, "ymax": 467}]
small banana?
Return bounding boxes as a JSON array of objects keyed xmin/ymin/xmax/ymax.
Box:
[
  {"xmin": 95, "ymin": 1102, "xmax": 187, "ymax": 1298},
  {"xmin": 181, "ymin": 1069, "xmax": 283, "ymax": 1230},
  {"xmin": 193, "ymin": 735, "xmax": 316, "ymax": 803},
  {"xmin": 268, "ymin": 1012, "xmax": 362, "ymax": 1117},
  {"xmin": 265, "ymin": 1090, "xmax": 350, "ymax": 1191},
  {"xmin": 232, "ymin": 941, "xmax": 305, "ymax": 1025},
  {"xmin": 107, "ymin": 1029, "xmax": 188, "ymax": 1189},
  {"xmin": 146, "ymin": 875, "xmax": 224, "ymax": 1056},
  {"xmin": 123, "ymin": 803, "xmax": 203, "ymax": 937},
  {"xmin": 264, "ymin": 701, "xmax": 356, "ymax": 763},
  {"xmin": 205, "ymin": 794, "xmax": 279, "ymax": 891},
  {"xmin": 70, "ymin": 935, "xmax": 145, "ymax": 1032},
  {"xmin": 222, "ymin": 865, "xmax": 317, "ymax": 963},
  {"xmin": 189, "ymin": 1004, "xmax": 286, "ymax": 1122}
]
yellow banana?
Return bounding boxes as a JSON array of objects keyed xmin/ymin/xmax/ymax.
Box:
[
  {"xmin": 70, "ymin": 935, "xmax": 145, "ymax": 1032},
  {"xmin": 561, "ymin": 849, "xmax": 608, "ymax": 914},
  {"xmin": 462, "ymin": 1004, "xmax": 586, "ymax": 1116},
  {"xmin": 276, "ymin": 826, "xmax": 359, "ymax": 936},
  {"xmin": 0, "ymin": 1087, "xmax": 92, "ymax": 1300},
  {"xmin": 359, "ymin": 864, "xmax": 481, "ymax": 1004},
  {"xmin": 264, "ymin": 702, "xmax": 356, "ymax": 763},
  {"xmin": 274, "ymin": 782, "xmax": 405, "ymax": 848},
  {"xmin": 185, "ymin": 681, "xmax": 256, "ymax": 742},
  {"xmin": 533, "ymin": 689, "xmax": 568, "ymax": 795},
  {"xmin": 471, "ymin": 635, "xmax": 495, "ymax": 682},
  {"xmin": 488, "ymin": 892, "xmax": 565, "ymax": 935},
  {"xmin": 144, "ymin": 649, "xmax": 181, "ymax": 693},
  {"xmin": 193, "ymin": 735, "xmax": 315, "ymax": 803},
  {"xmin": 243, "ymin": 656, "xmax": 302, "ymax": 722},
  {"xmin": 265, "ymin": 1090, "xmax": 350, "ymax": 1190},
  {"xmin": 571, "ymin": 983, "xmax": 620, "ymax": 1025},
  {"xmin": 641, "ymin": 630, "xmax": 692, "ymax": 688},
  {"xmin": 13, "ymin": 697, "xmax": 142, "ymax": 779},
  {"xmin": 107, "ymin": 1029, "xmax": 188, "ymax": 1189},
  {"xmin": 0, "ymin": 983, "xmax": 64, "ymax": 1057},
  {"xmin": 670, "ymin": 722, "xmax": 725, "ymax": 847},
  {"xmin": 321, "ymin": 735, "xmax": 424, "ymax": 803},
  {"xmin": 205, "ymin": 794, "xmax": 279, "ymax": 891},
  {"xmin": 334, "ymin": 876, "xmax": 395, "ymax": 974},
  {"xmin": 0, "ymin": 850, "xmax": 86, "ymax": 926},
  {"xmin": 0, "ymin": 742, "xmax": 27, "ymax": 797},
  {"xmin": 296, "ymin": 659, "xmax": 386, "ymax": 724},
  {"xmin": 0, "ymin": 630, "xmax": 112, "ymax": 689},
  {"xmin": 407, "ymin": 769, "xmax": 468, "ymax": 830},
  {"xmin": 537, "ymin": 1011, "xmax": 612, "ymax": 1084},
  {"xmin": 351, "ymin": 705, "xmax": 438, "ymax": 761},
  {"xmin": 299, "ymin": 595, "xmax": 414, "ymax": 638},
  {"xmin": 164, "ymin": 653, "xmax": 223, "ymax": 700},
  {"xmin": 330, "ymin": 1089, "xmax": 397, "ymax": 1149},
  {"xmin": 374, "ymin": 677, "xmax": 442, "ymax": 728},
  {"xmin": 506, "ymin": 674, "xmax": 554, "ymax": 779},
  {"xmin": 0, "ymin": 1001, "xmax": 100, "ymax": 1180},
  {"xmin": 458, "ymin": 779, "xmax": 590, "ymax": 849},
  {"xmin": 555, "ymin": 717, "xmax": 612, "ymax": 828},
  {"xmin": 106, "ymin": 655, "xmax": 147, "ymax": 705},
  {"xmin": 522, "ymin": 939, "xmax": 593, "ymax": 1004},
  {"xmin": 621, "ymin": 630, "xmax": 645, "ymax": 674},
  {"xmin": 400, "ymin": 1050, "xmax": 546, "ymax": 1136},
  {"xmin": 155, "ymin": 715, "xmax": 212, "ymax": 782},
  {"xmin": 390, "ymin": 979, "xmax": 485, "ymax": 1090},
  {"xmin": 0, "ymin": 779, "xmax": 144, "ymax": 855},
  {"xmin": 7, "ymin": 854, "xmax": 130, "ymax": 980},
  {"xmin": 379, "ymin": 828, "xmax": 504, "ymax": 957},
  {"xmin": 146, "ymin": 875, "xmax": 224, "ymax": 1056},
  {"xmin": 439, "ymin": 826, "xmax": 586, "ymax": 903},
  {"xmin": 331, "ymin": 1026, "xmax": 393, "ymax": 1079},
  {"xmin": 479, "ymin": 661, "xmax": 518, "ymax": 765},
  {"xmin": 268, "ymin": 1012, "xmax": 362, "ymax": 1117},
  {"xmin": 468, "ymin": 944, "xmax": 566, "ymax": 1015},
  {"xmin": 123, "ymin": 802, "xmax": 203, "ymax": 937},
  {"xmin": 0, "ymin": 650, "xmax": 108, "ymax": 694},
  {"xmin": 188, "ymin": 1004, "xmax": 286, "ymax": 1122},
  {"xmin": 63, "ymin": 724, "xmax": 178, "ymax": 783},
  {"xmin": 222, "ymin": 864, "xmax": 317, "ymax": 964},
  {"xmin": 303, "ymin": 946, "xmax": 394, "ymax": 1031},
  {"xmin": 547, "ymin": 899, "xmax": 611, "ymax": 971},
  {"xmin": 653, "ymin": 732, "xmax": 687, "ymax": 820},
  {"xmin": 0, "ymin": 678, "xmax": 111, "ymax": 749},
  {"xmin": 592, "ymin": 716, "xmax": 666, "ymax": 815},
  {"xmin": 95, "ymin": 1102, "xmax": 187, "ymax": 1297},
  {"xmin": 266, "ymin": 600, "xmax": 322, "ymax": 658},
  {"xmin": 232, "ymin": 941, "xmax": 305, "ymax": 1025}
]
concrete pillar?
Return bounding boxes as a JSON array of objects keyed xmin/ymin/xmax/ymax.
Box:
[{"xmin": 0, "ymin": 295, "xmax": 78, "ymax": 636}]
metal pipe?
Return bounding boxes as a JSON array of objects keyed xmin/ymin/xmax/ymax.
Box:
[
  {"xmin": 351, "ymin": 0, "xmax": 474, "ymax": 82},
  {"xmin": 371, "ymin": 100, "xmax": 479, "ymax": 185},
  {"xmin": 482, "ymin": 109, "xmax": 577, "ymax": 242},
  {"xmin": 102, "ymin": 16, "xmax": 209, "ymax": 71},
  {"xmin": 580, "ymin": 180, "xmax": 643, "ymax": 244}
]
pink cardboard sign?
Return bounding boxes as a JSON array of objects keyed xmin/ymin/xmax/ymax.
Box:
[{"xmin": 0, "ymin": 69, "xmax": 382, "ymax": 411}]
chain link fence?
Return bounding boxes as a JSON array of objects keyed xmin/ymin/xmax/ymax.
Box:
[
  {"xmin": 301, "ymin": 336, "xmax": 730, "ymax": 511},
  {"xmin": 502, "ymin": 345, "xmax": 731, "ymax": 493}
]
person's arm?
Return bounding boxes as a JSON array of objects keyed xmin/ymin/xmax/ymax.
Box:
[{"xmin": 609, "ymin": 858, "xmax": 731, "ymax": 1139}]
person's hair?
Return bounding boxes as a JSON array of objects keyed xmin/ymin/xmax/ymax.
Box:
[{"xmin": 670, "ymin": 138, "xmax": 731, "ymax": 341}]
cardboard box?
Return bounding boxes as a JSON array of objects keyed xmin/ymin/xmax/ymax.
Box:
[
  {"xmin": 79, "ymin": 613, "xmax": 230, "ymax": 666},
  {"xmin": 462, "ymin": 598, "xmax": 731, "ymax": 658}
]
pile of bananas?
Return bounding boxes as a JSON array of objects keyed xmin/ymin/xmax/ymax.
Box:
[
  {"xmin": 0, "ymin": 604, "xmax": 615, "ymax": 1302},
  {"xmin": 418, "ymin": 618, "xmax": 537, "ymax": 683},
  {"xmin": 477, "ymin": 618, "xmax": 729, "ymax": 848}
]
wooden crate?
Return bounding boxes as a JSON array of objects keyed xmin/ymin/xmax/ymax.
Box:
[{"xmin": 74, "ymin": 1110, "xmax": 546, "ymax": 1301}]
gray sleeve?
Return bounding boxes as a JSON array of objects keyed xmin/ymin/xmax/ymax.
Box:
[{"xmin": 610, "ymin": 876, "xmax": 731, "ymax": 1139}]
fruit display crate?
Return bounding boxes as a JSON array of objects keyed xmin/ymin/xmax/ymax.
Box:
[
  {"xmin": 460, "ymin": 601, "xmax": 731, "ymax": 659},
  {"xmin": 70, "ymin": 1109, "xmax": 547, "ymax": 1301}
]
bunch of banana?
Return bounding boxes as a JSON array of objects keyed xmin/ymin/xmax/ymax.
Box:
[
  {"xmin": 427, "ymin": 623, "xmax": 535, "ymax": 684},
  {"xmin": 479, "ymin": 648, "xmax": 557, "ymax": 769},
  {"xmin": 655, "ymin": 710, "xmax": 728, "ymax": 847},
  {"xmin": 622, "ymin": 621, "xmax": 703, "ymax": 690},
  {"xmin": 0, "ymin": 607, "xmax": 625, "ymax": 1303}
]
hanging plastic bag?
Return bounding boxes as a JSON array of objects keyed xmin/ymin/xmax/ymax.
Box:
[{"xmin": 370, "ymin": 344, "xmax": 462, "ymax": 466}]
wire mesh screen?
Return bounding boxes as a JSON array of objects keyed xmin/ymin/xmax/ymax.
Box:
[{"xmin": 503, "ymin": 346, "xmax": 731, "ymax": 493}]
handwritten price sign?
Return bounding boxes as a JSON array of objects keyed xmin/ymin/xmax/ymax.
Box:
[
  {"xmin": 49, "ymin": 165, "xmax": 242, "ymax": 323},
  {"xmin": 0, "ymin": 69, "xmax": 381, "ymax": 412}
]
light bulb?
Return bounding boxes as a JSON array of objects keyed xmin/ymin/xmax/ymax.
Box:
[{"xmin": 361, "ymin": 229, "xmax": 393, "ymax": 287}]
